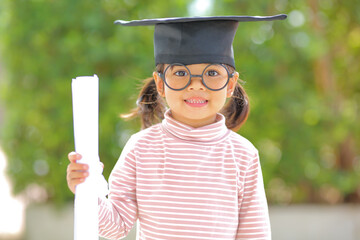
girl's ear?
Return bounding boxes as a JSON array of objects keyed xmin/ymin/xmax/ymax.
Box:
[
  {"xmin": 153, "ymin": 71, "xmax": 165, "ymax": 97},
  {"xmin": 227, "ymin": 71, "xmax": 239, "ymax": 98}
]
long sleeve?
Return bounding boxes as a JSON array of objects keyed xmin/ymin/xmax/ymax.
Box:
[
  {"xmin": 236, "ymin": 153, "xmax": 271, "ymax": 239},
  {"xmin": 98, "ymin": 136, "xmax": 138, "ymax": 239}
]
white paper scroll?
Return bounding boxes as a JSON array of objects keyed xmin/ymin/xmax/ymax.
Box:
[{"xmin": 71, "ymin": 75, "xmax": 100, "ymax": 240}]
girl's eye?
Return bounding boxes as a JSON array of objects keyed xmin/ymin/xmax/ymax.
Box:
[
  {"xmin": 206, "ymin": 70, "xmax": 219, "ymax": 77},
  {"xmin": 174, "ymin": 71, "xmax": 188, "ymax": 77}
]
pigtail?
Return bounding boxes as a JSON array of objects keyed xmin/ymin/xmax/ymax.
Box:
[
  {"xmin": 221, "ymin": 81, "xmax": 250, "ymax": 132},
  {"xmin": 121, "ymin": 75, "xmax": 166, "ymax": 129}
]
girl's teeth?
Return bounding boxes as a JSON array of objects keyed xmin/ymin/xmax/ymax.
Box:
[{"xmin": 186, "ymin": 99, "xmax": 206, "ymax": 103}]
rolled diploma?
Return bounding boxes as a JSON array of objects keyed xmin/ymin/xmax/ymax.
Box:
[{"xmin": 72, "ymin": 75, "xmax": 100, "ymax": 240}]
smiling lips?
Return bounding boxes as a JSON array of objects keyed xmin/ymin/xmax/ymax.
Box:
[{"xmin": 184, "ymin": 97, "xmax": 208, "ymax": 107}]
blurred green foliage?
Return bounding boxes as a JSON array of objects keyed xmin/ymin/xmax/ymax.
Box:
[{"xmin": 0, "ymin": 0, "xmax": 359, "ymax": 205}]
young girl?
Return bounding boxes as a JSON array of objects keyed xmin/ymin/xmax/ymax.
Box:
[{"xmin": 67, "ymin": 15, "xmax": 286, "ymax": 240}]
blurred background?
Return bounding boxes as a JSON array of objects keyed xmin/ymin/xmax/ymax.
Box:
[{"xmin": 0, "ymin": 0, "xmax": 359, "ymax": 239}]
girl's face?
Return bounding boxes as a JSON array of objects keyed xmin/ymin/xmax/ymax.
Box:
[{"xmin": 154, "ymin": 63, "xmax": 238, "ymax": 128}]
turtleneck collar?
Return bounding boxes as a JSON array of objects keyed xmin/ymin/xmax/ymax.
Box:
[{"xmin": 161, "ymin": 110, "xmax": 231, "ymax": 143}]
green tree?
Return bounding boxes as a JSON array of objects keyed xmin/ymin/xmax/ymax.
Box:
[
  {"xmin": 212, "ymin": 0, "xmax": 360, "ymax": 203},
  {"xmin": 0, "ymin": 0, "xmax": 191, "ymax": 204}
]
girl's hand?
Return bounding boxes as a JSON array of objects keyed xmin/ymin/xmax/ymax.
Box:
[{"xmin": 66, "ymin": 152, "xmax": 89, "ymax": 194}]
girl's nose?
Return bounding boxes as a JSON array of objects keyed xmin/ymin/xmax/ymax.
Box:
[{"xmin": 187, "ymin": 75, "xmax": 205, "ymax": 91}]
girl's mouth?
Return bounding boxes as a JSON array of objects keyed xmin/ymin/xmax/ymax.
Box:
[{"xmin": 184, "ymin": 97, "xmax": 208, "ymax": 107}]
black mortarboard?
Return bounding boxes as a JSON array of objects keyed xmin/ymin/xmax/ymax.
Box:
[{"xmin": 115, "ymin": 15, "xmax": 287, "ymax": 68}]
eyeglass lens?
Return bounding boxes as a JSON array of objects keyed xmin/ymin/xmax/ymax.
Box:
[{"xmin": 163, "ymin": 63, "xmax": 230, "ymax": 91}]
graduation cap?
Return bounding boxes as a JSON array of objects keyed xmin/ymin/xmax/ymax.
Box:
[{"xmin": 115, "ymin": 15, "xmax": 287, "ymax": 68}]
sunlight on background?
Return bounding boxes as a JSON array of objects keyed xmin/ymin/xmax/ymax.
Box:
[
  {"xmin": 0, "ymin": 147, "xmax": 25, "ymax": 238},
  {"xmin": 188, "ymin": 0, "xmax": 214, "ymax": 16}
]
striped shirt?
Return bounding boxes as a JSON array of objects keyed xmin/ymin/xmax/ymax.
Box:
[{"xmin": 98, "ymin": 110, "xmax": 271, "ymax": 240}]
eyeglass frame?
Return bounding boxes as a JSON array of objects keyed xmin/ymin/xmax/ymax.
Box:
[{"xmin": 157, "ymin": 63, "xmax": 234, "ymax": 91}]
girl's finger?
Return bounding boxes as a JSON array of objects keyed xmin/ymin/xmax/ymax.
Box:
[
  {"xmin": 67, "ymin": 171, "xmax": 89, "ymax": 180},
  {"xmin": 67, "ymin": 162, "xmax": 89, "ymax": 172},
  {"xmin": 68, "ymin": 152, "xmax": 82, "ymax": 162}
]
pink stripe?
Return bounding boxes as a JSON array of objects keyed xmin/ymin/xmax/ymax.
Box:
[{"xmin": 98, "ymin": 110, "xmax": 270, "ymax": 240}]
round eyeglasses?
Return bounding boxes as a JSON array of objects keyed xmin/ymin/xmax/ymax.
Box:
[{"xmin": 158, "ymin": 63, "xmax": 234, "ymax": 91}]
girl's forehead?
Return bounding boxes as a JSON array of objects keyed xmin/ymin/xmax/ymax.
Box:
[{"xmin": 164, "ymin": 63, "xmax": 220, "ymax": 72}]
